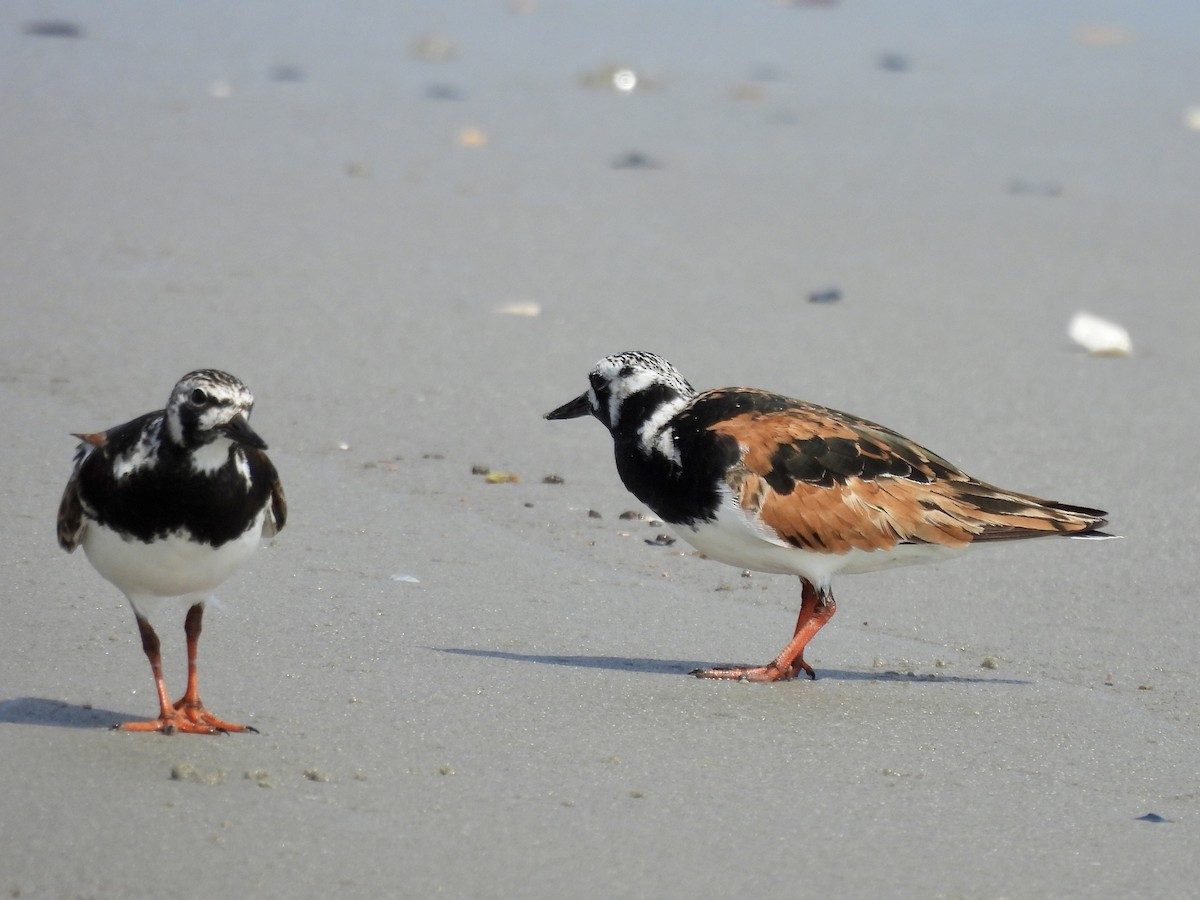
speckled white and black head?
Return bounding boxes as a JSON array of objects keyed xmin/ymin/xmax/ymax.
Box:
[
  {"xmin": 545, "ymin": 350, "xmax": 696, "ymax": 443},
  {"xmin": 166, "ymin": 369, "xmax": 265, "ymax": 456}
]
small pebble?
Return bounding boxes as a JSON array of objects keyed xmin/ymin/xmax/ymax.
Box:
[
  {"xmin": 457, "ymin": 127, "xmax": 487, "ymax": 148},
  {"xmin": 485, "ymin": 471, "xmax": 520, "ymax": 484},
  {"xmin": 269, "ymin": 64, "xmax": 305, "ymax": 82},
  {"xmin": 471, "ymin": 465, "xmax": 491, "ymax": 475},
  {"xmin": 426, "ymin": 83, "xmax": 463, "ymax": 101},
  {"xmin": 1136, "ymin": 812, "xmax": 1169, "ymax": 823},
  {"xmin": 1068, "ymin": 311, "xmax": 1132, "ymax": 357},
  {"xmin": 580, "ymin": 65, "xmax": 654, "ymax": 93},
  {"xmin": 542, "ymin": 474, "xmax": 565, "ymax": 484},
  {"xmin": 24, "ymin": 20, "xmax": 84, "ymax": 38},
  {"xmin": 618, "ymin": 511, "xmax": 644, "ymax": 520},
  {"xmin": 645, "ymin": 534, "xmax": 676, "ymax": 546},
  {"xmin": 980, "ymin": 656, "xmax": 1000, "ymax": 669},
  {"xmin": 808, "ymin": 287, "xmax": 841, "ymax": 303},
  {"xmin": 495, "ymin": 302, "xmax": 541, "ymax": 316},
  {"xmin": 411, "ymin": 33, "xmax": 459, "ymax": 63},
  {"xmin": 303, "ymin": 769, "xmax": 330, "ymax": 783},
  {"xmin": 587, "ymin": 509, "xmax": 602, "ymax": 519},
  {"xmin": 612, "ymin": 151, "xmax": 660, "ymax": 170}
]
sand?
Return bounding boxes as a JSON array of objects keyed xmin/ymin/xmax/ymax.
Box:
[{"xmin": 3, "ymin": 1, "xmax": 1199, "ymax": 897}]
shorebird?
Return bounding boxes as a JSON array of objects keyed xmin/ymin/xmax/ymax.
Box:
[
  {"xmin": 58, "ymin": 370, "xmax": 286, "ymax": 731},
  {"xmin": 547, "ymin": 351, "xmax": 1112, "ymax": 681}
]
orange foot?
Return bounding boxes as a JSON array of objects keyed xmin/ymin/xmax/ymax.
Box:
[
  {"xmin": 691, "ymin": 658, "xmax": 815, "ymax": 682},
  {"xmin": 115, "ymin": 702, "xmax": 258, "ymax": 735}
]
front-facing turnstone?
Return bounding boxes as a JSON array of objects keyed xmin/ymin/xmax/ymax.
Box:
[
  {"xmin": 546, "ymin": 351, "xmax": 1113, "ymax": 682},
  {"xmin": 58, "ymin": 370, "xmax": 286, "ymax": 733}
]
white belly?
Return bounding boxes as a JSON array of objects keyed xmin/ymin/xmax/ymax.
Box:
[
  {"xmin": 677, "ymin": 506, "xmax": 965, "ymax": 586},
  {"xmin": 81, "ymin": 514, "xmax": 265, "ymax": 607}
]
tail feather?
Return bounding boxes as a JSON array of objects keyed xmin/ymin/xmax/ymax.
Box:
[{"xmin": 947, "ymin": 483, "xmax": 1112, "ymax": 543}]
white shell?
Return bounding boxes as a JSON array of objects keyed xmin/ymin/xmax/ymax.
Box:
[{"xmin": 1068, "ymin": 311, "xmax": 1133, "ymax": 357}]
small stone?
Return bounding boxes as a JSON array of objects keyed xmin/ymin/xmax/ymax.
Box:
[
  {"xmin": 457, "ymin": 127, "xmax": 487, "ymax": 148},
  {"xmin": 411, "ymin": 33, "xmax": 460, "ymax": 63},
  {"xmin": 24, "ymin": 20, "xmax": 85, "ymax": 38},
  {"xmin": 980, "ymin": 656, "xmax": 1000, "ymax": 669},
  {"xmin": 611, "ymin": 151, "xmax": 660, "ymax": 170},
  {"xmin": 542, "ymin": 474, "xmax": 564, "ymax": 484},
  {"xmin": 485, "ymin": 472, "xmax": 520, "ymax": 484},
  {"xmin": 426, "ymin": 83, "xmax": 463, "ymax": 101},
  {"xmin": 303, "ymin": 769, "xmax": 330, "ymax": 783},
  {"xmin": 269, "ymin": 64, "xmax": 305, "ymax": 82},
  {"xmin": 618, "ymin": 511, "xmax": 644, "ymax": 520},
  {"xmin": 587, "ymin": 509, "xmax": 602, "ymax": 519},
  {"xmin": 471, "ymin": 465, "xmax": 490, "ymax": 475}
]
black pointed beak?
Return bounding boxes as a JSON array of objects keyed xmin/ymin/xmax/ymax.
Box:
[
  {"xmin": 544, "ymin": 392, "xmax": 593, "ymax": 420},
  {"xmin": 221, "ymin": 413, "xmax": 268, "ymax": 449}
]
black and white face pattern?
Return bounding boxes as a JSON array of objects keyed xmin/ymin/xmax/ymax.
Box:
[
  {"xmin": 585, "ymin": 351, "xmax": 697, "ymax": 432},
  {"xmin": 164, "ymin": 370, "xmax": 261, "ymax": 450}
]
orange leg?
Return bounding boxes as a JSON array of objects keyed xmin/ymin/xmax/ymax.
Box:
[
  {"xmin": 116, "ymin": 604, "xmax": 256, "ymax": 735},
  {"xmin": 692, "ymin": 579, "xmax": 837, "ymax": 682}
]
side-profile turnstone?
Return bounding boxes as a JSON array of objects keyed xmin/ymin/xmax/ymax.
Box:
[
  {"xmin": 546, "ymin": 351, "xmax": 1113, "ymax": 682},
  {"xmin": 58, "ymin": 370, "xmax": 286, "ymax": 732}
]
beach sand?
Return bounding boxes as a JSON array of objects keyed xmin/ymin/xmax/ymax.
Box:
[{"xmin": 3, "ymin": 1, "xmax": 1199, "ymax": 896}]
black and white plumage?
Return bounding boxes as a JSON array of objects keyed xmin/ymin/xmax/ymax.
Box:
[
  {"xmin": 546, "ymin": 351, "xmax": 1113, "ymax": 682},
  {"xmin": 58, "ymin": 369, "xmax": 286, "ymax": 733}
]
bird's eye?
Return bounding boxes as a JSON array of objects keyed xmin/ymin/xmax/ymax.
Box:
[{"xmin": 190, "ymin": 388, "xmax": 209, "ymax": 406}]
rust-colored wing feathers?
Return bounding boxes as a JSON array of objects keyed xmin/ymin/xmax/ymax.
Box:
[{"xmin": 708, "ymin": 392, "xmax": 1107, "ymax": 554}]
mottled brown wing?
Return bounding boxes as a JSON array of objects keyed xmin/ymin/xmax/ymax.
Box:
[
  {"xmin": 265, "ymin": 473, "xmax": 287, "ymax": 537},
  {"xmin": 57, "ymin": 471, "xmax": 85, "ymax": 552},
  {"xmin": 707, "ymin": 393, "xmax": 1107, "ymax": 554}
]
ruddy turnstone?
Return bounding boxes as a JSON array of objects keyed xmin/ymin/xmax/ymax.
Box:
[
  {"xmin": 57, "ymin": 370, "xmax": 286, "ymax": 732},
  {"xmin": 546, "ymin": 351, "xmax": 1112, "ymax": 682}
]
